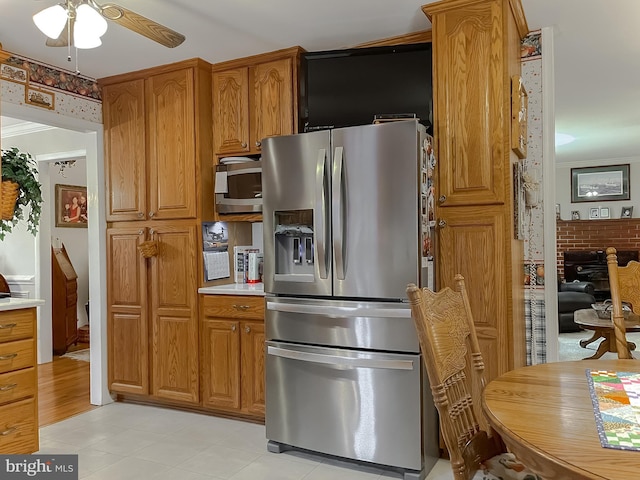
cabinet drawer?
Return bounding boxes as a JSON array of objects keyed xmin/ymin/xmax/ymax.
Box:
[
  {"xmin": 0, "ymin": 368, "xmax": 35, "ymax": 405},
  {"xmin": 67, "ymin": 291, "xmax": 78, "ymax": 307},
  {"xmin": 0, "ymin": 310, "xmax": 34, "ymax": 343},
  {"xmin": 0, "ymin": 339, "xmax": 34, "ymax": 374},
  {"xmin": 202, "ymin": 295, "xmax": 264, "ymax": 320},
  {"xmin": 0, "ymin": 397, "xmax": 38, "ymax": 454}
]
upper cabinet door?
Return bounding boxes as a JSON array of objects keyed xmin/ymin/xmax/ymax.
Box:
[
  {"xmin": 103, "ymin": 79, "xmax": 147, "ymax": 221},
  {"xmin": 251, "ymin": 58, "xmax": 294, "ymax": 152},
  {"xmin": 147, "ymin": 68, "xmax": 197, "ymax": 220},
  {"xmin": 213, "ymin": 67, "xmax": 250, "ymax": 155},
  {"xmin": 431, "ymin": 1, "xmax": 506, "ymax": 206}
]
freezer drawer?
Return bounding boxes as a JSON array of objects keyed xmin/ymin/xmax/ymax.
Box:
[
  {"xmin": 266, "ymin": 341, "xmax": 437, "ymax": 472},
  {"xmin": 266, "ymin": 296, "xmax": 420, "ymax": 352}
]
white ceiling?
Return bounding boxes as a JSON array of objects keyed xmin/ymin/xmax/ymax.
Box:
[{"xmin": 1, "ymin": 0, "xmax": 639, "ymax": 164}]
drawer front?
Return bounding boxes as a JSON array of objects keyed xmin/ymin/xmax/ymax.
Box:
[
  {"xmin": 0, "ymin": 310, "xmax": 34, "ymax": 343},
  {"xmin": 67, "ymin": 292, "xmax": 78, "ymax": 307},
  {"xmin": 0, "ymin": 339, "xmax": 34, "ymax": 374},
  {"xmin": 0, "ymin": 397, "xmax": 38, "ymax": 454},
  {"xmin": 202, "ymin": 295, "xmax": 265, "ymax": 320},
  {"xmin": 0, "ymin": 368, "xmax": 35, "ymax": 405}
]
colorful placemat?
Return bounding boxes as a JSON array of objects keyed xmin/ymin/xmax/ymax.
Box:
[{"xmin": 586, "ymin": 369, "xmax": 640, "ymax": 451}]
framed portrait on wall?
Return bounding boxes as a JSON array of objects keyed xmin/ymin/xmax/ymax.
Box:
[{"xmin": 55, "ymin": 184, "xmax": 88, "ymax": 228}]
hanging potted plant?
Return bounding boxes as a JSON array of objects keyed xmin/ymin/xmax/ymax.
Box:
[{"xmin": 1, "ymin": 147, "xmax": 43, "ymax": 240}]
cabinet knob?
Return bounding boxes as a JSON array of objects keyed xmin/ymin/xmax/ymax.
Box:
[
  {"xmin": 149, "ymin": 229, "xmax": 155, "ymax": 235},
  {"xmin": 241, "ymin": 142, "xmax": 247, "ymax": 148},
  {"xmin": 138, "ymin": 229, "xmax": 144, "ymax": 236},
  {"xmin": 149, "ymin": 212, "xmax": 155, "ymax": 218},
  {"xmin": 255, "ymin": 141, "xmax": 262, "ymax": 148},
  {"xmin": 438, "ymin": 219, "xmax": 447, "ymax": 228},
  {"xmin": 137, "ymin": 212, "xmax": 144, "ymax": 218},
  {"xmin": 231, "ymin": 324, "xmax": 236, "ymax": 332},
  {"xmin": 439, "ymin": 195, "xmax": 447, "ymax": 204},
  {"xmin": 245, "ymin": 326, "xmax": 251, "ymax": 333}
]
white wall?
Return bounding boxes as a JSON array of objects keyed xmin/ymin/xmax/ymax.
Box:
[
  {"xmin": 556, "ymin": 157, "xmax": 640, "ymax": 221},
  {"xmin": 2, "ymin": 130, "xmax": 89, "ymax": 327}
]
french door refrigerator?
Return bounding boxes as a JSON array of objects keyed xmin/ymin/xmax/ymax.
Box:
[{"xmin": 262, "ymin": 120, "xmax": 438, "ymax": 480}]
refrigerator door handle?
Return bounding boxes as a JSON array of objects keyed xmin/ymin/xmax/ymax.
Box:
[
  {"xmin": 332, "ymin": 146, "xmax": 346, "ymax": 280},
  {"xmin": 315, "ymin": 148, "xmax": 329, "ymax": 279},
  {"xmin": 266, "ymin": 301, "xmax": 412, "ymax": 318},
  {"xmin": 267, "ymin": 345, "xmax": 415, "ymax": 370}
]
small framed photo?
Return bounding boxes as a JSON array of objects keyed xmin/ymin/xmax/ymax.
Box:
[
  {"xmin": 55, "ymin": 184, "xmax": 88, "ymax": 228},
  {"xmin": 621, "ymin": 206, "xmax": 634, "ymax": 218},
  {"xmin": 0, "ymin": 63, "xmax": 29, "ymax": 84},
  {"xmin": 25, "ymin": 86, "xmax": 55, "ymax": 110},
  {"xmin": 555, "ymin": 204, "xmax": 561, "ymax": 220},
  {"xmin": 571, "ymin": 210, "xmax": 581, "ymax": 220},
  {"xmin": 589, "ymin": 207, "xmax": 600, "ymax": 219},
  {"xmin": 599, "ymin": 207, "xmax": 610, "ymax": 219}
]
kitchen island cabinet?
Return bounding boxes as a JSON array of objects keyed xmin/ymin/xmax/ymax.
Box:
[
  {"xmin": 0, "ymin": 299, "xmax": 43, "ymax": 454},
  {"xmin": 200, "ymin": 294, "xmax": 265, "ymax": 419}
]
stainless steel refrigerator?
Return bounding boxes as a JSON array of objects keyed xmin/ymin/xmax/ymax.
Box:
[{"xmin": 262, "ymin": 120, "xmax": 438, "ymax": 480}]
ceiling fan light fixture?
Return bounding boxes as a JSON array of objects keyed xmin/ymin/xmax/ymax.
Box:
[
  {"xmin": 73, "ymin": 25, "xmax": 102, "ymax": 49},
  {"xmin": 76, "ymin": 3, "xmax": 108, "ymax": 38},
  {"xmin": 33, "ymin": 4, "xmax": 68, "ymax": 40}
]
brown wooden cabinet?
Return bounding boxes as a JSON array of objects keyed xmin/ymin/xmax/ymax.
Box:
[
  {"xmin": 51, "ymin": 244, "xmax": 78, "ymax": 355},
  {"xmin": 200, "ymin": 295, "xmax": 265, "ymax": 418},
  {"xmin": 0, "ymin": 307, "xmax": 38, "ymax": 454},
  {"xmin": 101, "ymin": 59, "xmax": 215, "ymax": 223},
  {"xmin": 424, "ymin": 0, "xmax": 528, "ymax": 380},
  {"xmin": 107, "ymin": 222, "xmax": 199, "ymax": 404},
  {"xmin": 212, "ymin": 47, "xmax": 302, "ymax": 157}
]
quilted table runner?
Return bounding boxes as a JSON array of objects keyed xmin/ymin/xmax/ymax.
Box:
[{"xmin": 587, "ymin": 369, "xmax": 640, "ymax": 451}]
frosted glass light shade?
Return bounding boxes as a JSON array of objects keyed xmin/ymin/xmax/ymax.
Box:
[
  {"xmin": 74, "ymin": 20, "xmax": 102, "ymax": 49},
  {"xmin": 33, "ymin": 5, "xmax": 68, "ymax": 39},
  {"xmin": 76, "ymin": 4, "xmax": 108, "ymax": 37}
]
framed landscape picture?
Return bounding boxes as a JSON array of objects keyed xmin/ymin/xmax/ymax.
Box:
[
  {"xmin": 55, "ymin": 184, "xmax": 88, "ymax": 228},
  {"xmin": 571, "ymin": 164, "xmax": 630, "ymax": 203}
]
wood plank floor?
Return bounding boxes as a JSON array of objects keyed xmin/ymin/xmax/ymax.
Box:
[{"xmin": 38, "ymin": 346, "xmax": 96, "ymax": 427}]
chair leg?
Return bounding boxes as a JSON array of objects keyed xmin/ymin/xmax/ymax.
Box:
[{"xmin": 580, "ymin": 330, "xmax": 604, "ymax": 348}]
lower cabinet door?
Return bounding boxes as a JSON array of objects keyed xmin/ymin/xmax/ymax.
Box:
[
  {"xmin": 241, "ymin": 321, "xmax": 265, "ymax": 415},
  {"xmin": 0, "ymin": 397, "xmax": 38, "ymax": 454},
  {"xmin": 201, "ymin": 318, "xmax": 241, "ymax": 410}
]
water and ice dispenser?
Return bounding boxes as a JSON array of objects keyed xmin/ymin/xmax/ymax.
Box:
[{"xmin": 273, "ymin": 210, "xmax": 315, "ymax": 282}]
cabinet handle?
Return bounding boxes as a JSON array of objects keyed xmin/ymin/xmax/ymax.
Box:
[
  {"xmin": 0, "ymin": 353, "xmax": 17, "ymax": 361},
  {"xmin": 255, "ymin": 141, "xmax": 261, "ymax": 148},
  {"xmin": 438, "ymin": 220, "xmax": 447, "ymax": 228},
  {"xmin": 233, "ymin": 305, "xmax": 250, "ymax": 311},
  {"xmin": 241, "ymin": 142, "xmax": 247, "ymax": 148},
  {"xmin": 231, "ymin": 324, "xmax": 236, "ymax": 332},
  {"xmin": 0, "ymin": 383, "xmax": 17, "ymax": 392},
  {"xmin": 245, "ymin": 326, "xmax": 251, "ymax": 333},
  {"xmin": 438, "ymin": 195, "xmax": 447, "ymax": 204},
  {"xmin": 137, "ymin": 212, "xmax": 144, "ymax": 218},
  {"xmin": 0, "ymin": 323, "xmax": 17, "ymax": 329},
  {"xmin": 0, "ymin": 427, "xmax": 16, "ymax": 436},
  {"xmin": 149, "ymin": 212, "xmax": 155, "ymax": 218}
]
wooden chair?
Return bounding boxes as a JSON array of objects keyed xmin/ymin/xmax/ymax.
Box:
[
  {"xmin": 407, "ymin": 275, "xmax": 543, "ymax": 480},
  {"xmin": 606, "ymin": 246, "xmax": 640, "ymax": 359}
]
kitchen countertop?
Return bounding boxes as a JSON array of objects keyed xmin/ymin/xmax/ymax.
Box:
[
  {"xmin": 0, "ymin": 297, "xmax": 45, "ymax": 311},
  {"xmin": 198, "ymin": 283, "xmax": 265, "ymax": 296}
]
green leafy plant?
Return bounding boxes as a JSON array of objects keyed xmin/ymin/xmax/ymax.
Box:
[{"xmin": 1, "ymin": 147, "xmax": 42, "ymax": 240}]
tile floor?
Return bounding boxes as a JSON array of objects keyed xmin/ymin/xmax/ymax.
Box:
[{"xmin": 38, "ymin": 402, "xmax": 454, "ymax": 480}]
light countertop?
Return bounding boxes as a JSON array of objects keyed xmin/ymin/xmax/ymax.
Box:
[
  {"xmin": 198, "ymin": 283, "xmax": 265, "ymax": 296},
  {"xmin": 0, "ymin": 297, "xmax": 45, "ymax": 311}
]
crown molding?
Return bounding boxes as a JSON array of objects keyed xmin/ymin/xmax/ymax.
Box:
[{"xmin": 1, "ymin": 121, "xmax": 57, "ymax": 139}]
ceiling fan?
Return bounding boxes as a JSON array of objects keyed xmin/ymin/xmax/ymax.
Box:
[{"xmin": 33, "ymin": 0, "xmax": 185, "ymax": 50}]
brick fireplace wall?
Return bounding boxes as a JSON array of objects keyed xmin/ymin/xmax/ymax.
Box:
[{"xmin": 556, "ymin": 218, "xmax": 640, "ymax": 279}]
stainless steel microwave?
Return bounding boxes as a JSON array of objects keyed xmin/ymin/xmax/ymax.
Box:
[{"xmin": 215, "ymin": 161, "xmax": 262, "ymax": 214}]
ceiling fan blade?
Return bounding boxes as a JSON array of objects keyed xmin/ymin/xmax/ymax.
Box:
[
  {"xmin": 45, "ymin": 18, "xmax": 73, "ymax": 47},
  {"xmin": 99, "ymin": 3, "xmax": 185, "ymax": 48}
]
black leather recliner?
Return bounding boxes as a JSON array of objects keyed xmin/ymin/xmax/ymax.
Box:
[{"xmin": 558, "ymin": 281, "xmax": 596, "ymax": 333}]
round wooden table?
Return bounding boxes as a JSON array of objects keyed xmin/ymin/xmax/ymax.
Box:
[
  {"xmin": 482, "ymin": 360, "xmax": 640, "ymax": 480},
  {"xmin": 574, "ymin": 308, "xmax": 640, "ymax": 359}
]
